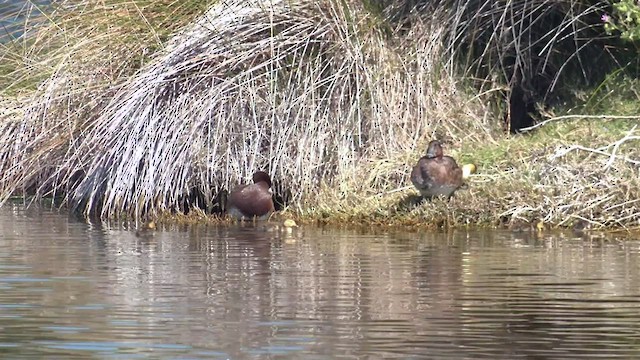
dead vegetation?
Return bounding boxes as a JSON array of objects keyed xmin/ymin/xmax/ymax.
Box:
[
  {"xmin": 297, "ymin": 120, "xmax": 640, "ymax": 231},
  {"xmin": 0, "ymin": 0, "xmax": 638, "ymax": 231}
]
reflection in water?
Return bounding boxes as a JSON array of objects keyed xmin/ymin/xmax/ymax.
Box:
[{"xmin": 0, "ymin": 204, "xmax": 640, "ymax": 358}]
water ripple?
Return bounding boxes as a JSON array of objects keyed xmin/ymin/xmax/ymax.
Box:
[{"xmin": 0, "ymin": 207, "xmax": 639, "ymax": 358}]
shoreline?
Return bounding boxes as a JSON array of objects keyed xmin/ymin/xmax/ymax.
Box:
[{"xmin": 1, "ymin": 91, "xmax": 638, "ymax": 233}]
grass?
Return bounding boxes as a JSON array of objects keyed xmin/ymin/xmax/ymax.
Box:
[
  {"xmin": 0, "ymin": 0, "xmax": 210, "ymax": 94},
  {"xmin": 0, "ymin": 0, "xmax": 638, "ymax": 232},
  {"xmin": 290, "ymin": 118, "xmax": 639, "ymax": 232}
]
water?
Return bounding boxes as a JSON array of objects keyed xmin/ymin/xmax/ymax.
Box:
[
  {"xmin": 1, "ymin": 204, "xmax": 640, "ymax": 359},
  {"xmin": 0, "ymin": 1, "xmax": 50, "ymax": 42}
]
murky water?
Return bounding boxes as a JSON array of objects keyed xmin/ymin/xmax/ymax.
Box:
[
  {"xmin": 0, "ymin": 1, "xmax": 49, "ymax": 42},
  {"xmin": 1, "ymin": 204, "xmax": 640, "ymax": 358}
]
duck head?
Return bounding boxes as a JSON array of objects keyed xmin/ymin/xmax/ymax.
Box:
[
  {"xmin": 252, "ymin": 171, "xmax": 273, "ymax": 188},
  {"xmin": 426, "ymin": 140, "xmax": 444, "ymax": 159}
]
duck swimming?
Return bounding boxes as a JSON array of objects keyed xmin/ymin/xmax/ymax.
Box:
[
  {"xmin": 227, "ymin": 171, "xmax": 275, "ymax": 220},
  {"xmin": 411, "ymin": 140, "xmax": 471, "ymax": 198}
]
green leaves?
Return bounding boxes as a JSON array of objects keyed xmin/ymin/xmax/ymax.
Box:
[{"xmin": 604, "ymin": 0, "xmax": 640, "ymax": 42}]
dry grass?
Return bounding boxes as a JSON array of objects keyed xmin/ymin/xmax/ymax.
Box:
[
  {"xmin": 0, "ymin": 0, "xmax": 638, "ymax": 231},
  {"xmin": 300, "ymin": 119, "xmax": 640, "ymax": 231},
  {"xmin": 0, "ymin": 0, "xmax": 497, "ymax": 219}
]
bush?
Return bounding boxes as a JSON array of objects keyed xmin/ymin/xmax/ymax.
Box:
[{"xmin": 604, "ymin": 0, "xmax": 640, "ymax": 41}]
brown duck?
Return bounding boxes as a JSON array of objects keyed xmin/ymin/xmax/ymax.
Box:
[
  {"xmin": 411, "ymin": 140, "xmax": 473, "ymax": 198},
  {"xmin": 227, "ymin": 171, "xmax": 275, "ymax": 220}
]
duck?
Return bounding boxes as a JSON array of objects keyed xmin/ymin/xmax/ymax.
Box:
[
  {"xmin": 227, "ymin": 171, "xmax": 275, "ymax": 221},
  {"xmin": 411, "ymin": 140, "xmax": 473, "ymax": 198}
]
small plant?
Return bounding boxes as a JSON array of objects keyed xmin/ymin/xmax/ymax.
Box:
[{"xmin": 603, "ymin": 0, "xmax": 640, "ymax": 41}]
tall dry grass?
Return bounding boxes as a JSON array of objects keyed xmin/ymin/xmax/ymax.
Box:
[
  {"xmin": 388, "ymin": 0, "xmax": 620, "ymax": 97},
  {"xmin": 0, "ymin": 0, "xmax": 496, "ymax": 218},
  {"xmin": 0, "ymin": 0, "xmax": 638, "ymax": 229}
]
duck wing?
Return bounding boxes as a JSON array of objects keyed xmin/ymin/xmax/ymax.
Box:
[
  {"xmin": 227, "ymin": 182, "xmax": 274, "ymax": 218},
  {"xmin": 411, "ymin": 156, "xmax": 430, "ymax": 190},
  {"xmin": 411, "ymin": 156, "xmax": 463, "ymax": 192},
  {"xmin": 438, "ymin": 156, "xmax": 463, "ymax": 187}
]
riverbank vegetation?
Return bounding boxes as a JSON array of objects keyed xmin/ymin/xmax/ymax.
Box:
[{"xmin": 0, "ymin": 0, "xmax": 639, "ymax": 231}]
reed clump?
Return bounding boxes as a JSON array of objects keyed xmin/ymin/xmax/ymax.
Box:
[{"xmin": 0, "ymin": 0, "xmax": 639, "ymax": 231}]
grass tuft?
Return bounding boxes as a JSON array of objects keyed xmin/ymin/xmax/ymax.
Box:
[{"xmin": 0, "ymin": 0, "xmax": 638, "ymax": 231}]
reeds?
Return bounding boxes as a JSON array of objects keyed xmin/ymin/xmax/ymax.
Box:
[
  {"xmin": 0, "ymin": 0, "xmax": 638, "ymax": 229},
  {"xmin": 0, "ymin": 0, "xmax": 492, "ymax": 218}
]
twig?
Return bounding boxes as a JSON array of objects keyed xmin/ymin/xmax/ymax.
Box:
[
  {"xmin": 604, "ymin": 198, "xmax": 640, "ymax": 211},
  {"xmin": 366, "ymin": 186, "xmax": 413, "ymax": 199},
  {"xmin": 603, "ymin": 125, "xmax": 638, "ymax": 170},
  {"xmin": 549, "ymin": 128, "xmax": 640, "ymax": 166},
  {"xmin": 559, "ymin": 214, "xmax": 604, "ymax": 227},
  {"xmin": 520, "ymin": 114, "xmax": 640, "ymax": 133}
]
